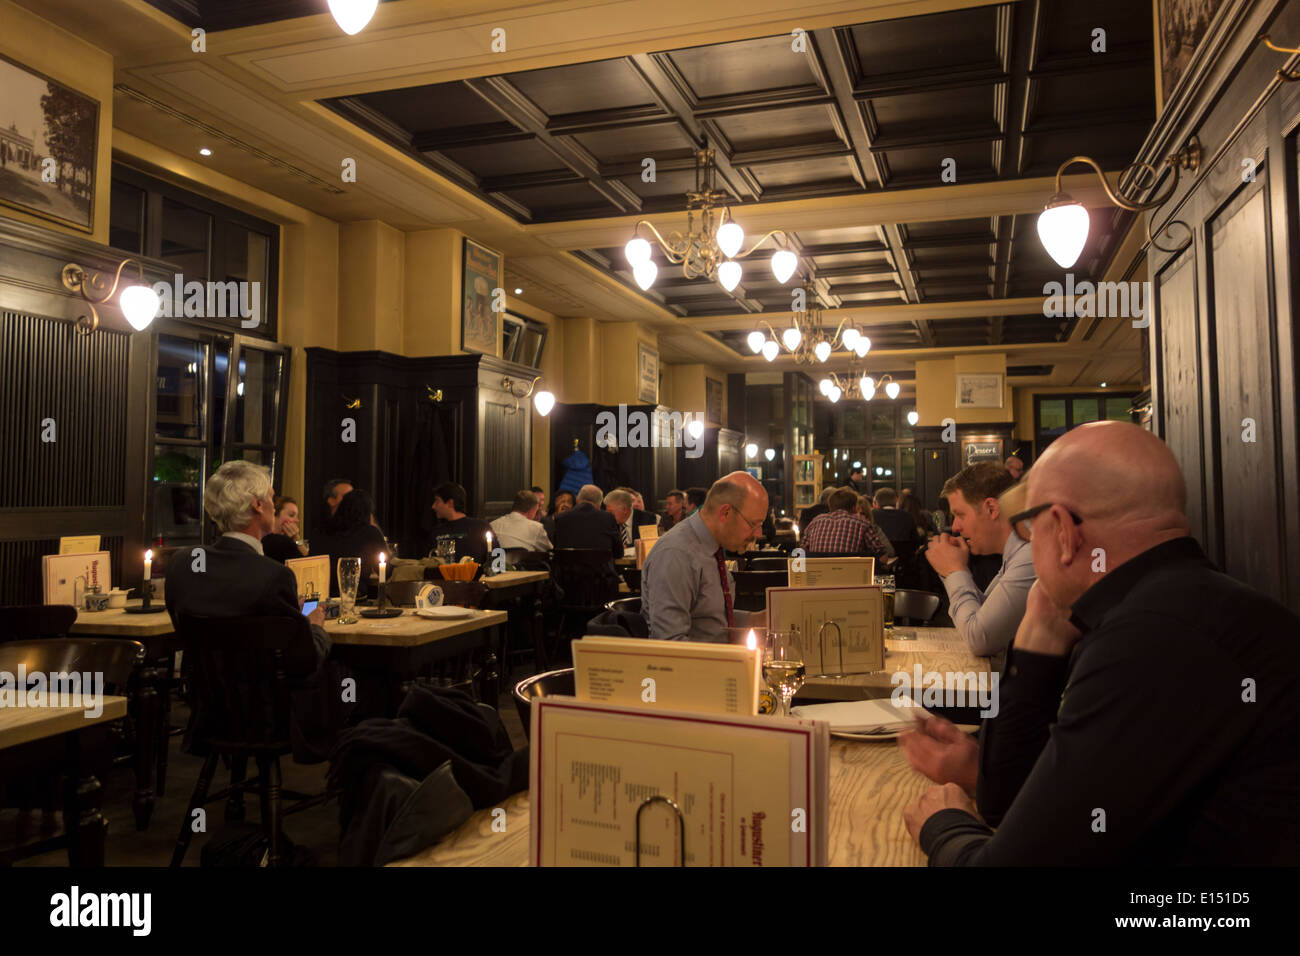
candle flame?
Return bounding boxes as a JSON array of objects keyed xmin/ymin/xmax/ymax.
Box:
[
  {"xmin": 745, "ymin": 629, "xmax": 757, "ymax": 651},
  {"xmin": 145, "ymin": 549, "xmax": 153, "ymax": 561},
  {"xmin": 378, "ymin": 552, "xmax": 386, "ymax": 565}
]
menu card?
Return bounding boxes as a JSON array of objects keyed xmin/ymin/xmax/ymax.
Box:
[
  {"xmin": 767, "ymin": 584, "xmax": 885, "ymax": 677},
  {"xmin": 787, "ymin": 556, "xmax": 874, "ymax": 588},
  {"xmin": 571, "ymin": 635, "xmax": 761, "ymax": 715},
  {"xmin": 58, "ymin": 535, "xmax": 101, "ymax": 555},
  {"xmin": 285, "ymin": 555, "xmax": 330, "ymax": 599},
  {"xmin": 530, "ymin": 697, "xmax": 829, "ymax": 866},
  {"xmin": 42, "ymin": 551, "xmax": 110, "ymax": 605},
  {"xmin": 634, "ymin": 536, "xmax": 659, "ymax": 569}
]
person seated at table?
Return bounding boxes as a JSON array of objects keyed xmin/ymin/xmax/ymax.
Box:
[
  {"xmin": 491, "ymin": 489, "xmax": 552, "ymax": 553},
  {"xmin": 311, "ymin": 488, "xmax": 388, "ymax": 597},
  {"xmin": 661, "ymin": 489, "xmax": 686, "ymax": 531},
  {"xmin": 857, "ymin": 495, "xmax": 895, "ymax": 557},
  {"xmin": 428, "ymin": 481, "xmax": 492, "ymax": 566},
  {"xmin": 904, "ymin": 421, "xmax": 1300, "ymax": 864},
  {"xmin": 262, "ymin": 495, "xmax": 307, "ymax": 563},
  {"xmin": 530, "ymin": 486, "xmax": 553, "ymax": 539},
  {"xmin": 1004, "ymin": 454, "xmax": 1025, "ymax": 480},
  {"xmin": 165, "ymin": 460, "xmax": 340, "ymax": 764},
  {"xmin": 641, "ymin": 472, "xmax": 768, "ymax": 642},
  {"xmin": 553, "ymin": 484, "xmax": 622, "ymax": 589},
  {"xmin": 871, "ymin": 487, "xmax": 918, "ymax": 544},
  {"xmin": 626, "ymin": 488, "xmax": 660, "ymax": 530},
  {"xmin": 606, "ymin": 488, "xmax": 655, "ymax": 548},
  {"xmin": 898, "ymin": 491, "xmax": 933, "ymax": 537},
  {"xmin": 923, "ymin": 463, "xmax": 1033, "ymax": 659},
  {"xmin": 684, "ymin": 487, "xmax": 707, "ymax": 519},
  {"xmin": 322, "ymin": 477, "xmax": 353, "ymax": 523},
  {"xmin": 798, "ymin": 486, "xmax": 834, "ymax": 532},
  {"xmin": 799, "ymin": 488, "xmax": 890, "ymax": 558}
]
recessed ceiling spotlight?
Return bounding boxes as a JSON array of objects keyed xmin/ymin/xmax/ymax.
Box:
[
  {"xmin": 199, "ymin": 148, "xmax": 212, "ymax": 156},
  {"xmin": 514, "ymin": 288, "xmax": 523, "ymax": 295},
  {"xmin": 1100, "ymin": 381, "xmax": 1107, "ymax": 388}
]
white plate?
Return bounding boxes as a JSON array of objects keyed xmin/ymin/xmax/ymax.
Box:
[
  {"xmin": 831, "ymin": 724, "xmax": 979, "ymax": 743},
  {"xmin": 415, "ymin": 606, "xmax": 476, "ymax": 620}
]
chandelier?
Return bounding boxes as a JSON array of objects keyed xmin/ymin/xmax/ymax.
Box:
[
  {"xmin": 624, "ymin": 145, "xmax": 798, "ymax": 291},
  {"xmin": 746, "ymin": 281, "xmax": 874, "ymax": 363},
  {"xmin": 818, "ymin": 372, "xmax": 901, "ymax": 403}
]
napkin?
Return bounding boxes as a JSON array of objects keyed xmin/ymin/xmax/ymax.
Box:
[{"xmin": 790, "ymin": 697, "xmax": 924, "ymax": 733}]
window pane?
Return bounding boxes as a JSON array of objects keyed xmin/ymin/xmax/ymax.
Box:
[
  {"xmin": 232, "ymin": 348, "xmax": 280, "ymax": 445},
  {"xmin": 1039, "ymin": 398, "xmax": 1067, "ymax": 437},
  {"xmin": 840, "ymin": 406, "xmax": 866, "ymax": 440},
  {"xmin": 871, "ymin": 405, "xmax": 896, "ymax": 440},
  {"xmin": 109, "ymin": 180, "xmax": 144, "ymax": 254},
  {"xmin": 152, "ymin": 443, "xmax": 205, "ymax": 548},
  {"xmin": 220, "ymin": 225, "xmax": 270, "ymax": 331},
  {"xmin": 900, "ymin": 446, "xmax": 916, "ymax": 486},
  {"xmin": 161, "ymin": 198, "xmax": 211, "ymax": 279},
  {"xmin": 156, "ymin": 336, "xmax": 206, "ymax": 440},
  {"xmin": 1072, "ymin": 397, "xmax": 1101, "ymax": 426},
  {"xmin": 1105, "ymin": 396, "xmax": 1132, "ymax": 421},
  {"xmin": 901, "ymin": 405, "xmax": 915, "ymax": 438},
  {"xmin": 234, "ymin": 447, "xmax": 273, "ymax": 470},
  {"xmin": 870, "ymin": 447, "xmax": 896, "ymax": 491}
]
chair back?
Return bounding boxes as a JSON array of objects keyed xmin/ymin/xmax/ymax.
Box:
[
  {"xmin": 0, "ymin": 638, "xmax": 143, "ymax": 692},
  {"xmin": 605, "ymin": 596, "xmax": 642, "ymax": 614},
  {"xmin": 731, "ymin": 570, "xmax": 788, "ymax": 612},
  {"xmin": 618, "ymin": 566, "xmax": 641, "ymax": 593},
  {"xmin": 893, "ymin": 589, "xmax": 940, "ymax": 624},
  {"xmin": 513, "ymin": 667, "xmax": 575, "ymax": 739},
  {"xmin": 0, "ymin": 605, "xmax": 78, "ymax": 643},
  {"xmin": 743, "ymin": 555, "xmax": 788, "ymax": 571},
  {"xmin": 439, "ymin": 581, "xmax": 490, "ymax": 608},
  {"xmin": 550, "ymin": 548, "xmax": 617, "ymax": 608},
  {"xmin": 176, "ymin": 615, "xmax": 305, "ymax": 754}
]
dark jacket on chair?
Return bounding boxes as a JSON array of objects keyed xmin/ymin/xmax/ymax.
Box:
[
  {"xmin": 553, "ymin": 502, "xmax": 622, "ymax": 560},
  {"xmin": 165, "ymin": 534, "xmax": 340, "ymax": 763}
]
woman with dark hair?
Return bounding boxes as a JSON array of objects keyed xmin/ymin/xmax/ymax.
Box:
[
  {"xmin": 932, "ymin": 495, "xmax": 952, "ymax": 534},
  {"xmin": 898, "ymin": 491, "xmax": 933, "ymax": 536},
  {"xmin": 310, "ymin": 488, "xmax": 388, "ymax": 596},
  {"xmin": 544, "ymin": 490, "xmax": 575, "ymax": 539},
  {"xmin": 262, "ymin": 495, "xmax": 307, "ymax": 563}
]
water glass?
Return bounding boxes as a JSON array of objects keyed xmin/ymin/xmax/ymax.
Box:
[
  {"xmin": 761, "ymin": 629, "xmax": 806, "ymax": 717},
  {"xmin": 337, "ymin": 557, "xmax": 361, "ymax": 624}
]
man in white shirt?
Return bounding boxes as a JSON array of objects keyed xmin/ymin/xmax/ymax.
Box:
[
  {"xmin": 490, "ymin": 489, "xmax": 553, "ymax": 552},
  {"xmin": 925, "ymin": 462, "xmax": 1035, "ymax": 658}
]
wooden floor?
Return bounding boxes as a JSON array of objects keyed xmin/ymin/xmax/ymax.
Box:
[{"xmin": 4, "ymin": 675, "xmax": 531, "ymax": 867}]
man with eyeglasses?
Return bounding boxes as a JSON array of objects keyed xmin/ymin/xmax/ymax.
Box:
[
  {"xmin": 925, "ymin": 461, "xmax": 1035, "ymax": 659},
  {"xmin": 904, "ymin": 421, "xmax": 1300, "ymax": 864},
  {"xmin": 641, "ymin": 472, "xmax": 769, "ymax": 642}
]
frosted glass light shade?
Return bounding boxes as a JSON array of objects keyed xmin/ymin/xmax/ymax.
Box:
[
  {"xmin": 885, "ymin": 380, "xmax": 901, "ymax": 399},
  {"xmin": 716, "ymin": 221, "xmax": 745, "ymax": 258},
  {"xmin": 828, "ymin": 385, "xmax": 842, "ymax": 403},
  {"xmin": 328, "ymin": 0, "xmax": 378, "ymax": 35},
  {"xmin": 854, "ymin": 337, "xmax": 871, "ymax": 358},
  {"xmin": 907, "ymin": 410, "xmax": 919, "ymax": 426},
  {"xmin": 1038, "ymin": 199, "xmax": 1090, "ymax": 269},
  {"xmin": 771, "ymin": 249, "xmax": 798, "ymax": 283},
  {"xmin": 782, "ymin": 327, "xmax": 801, "ymax": 351},
  {"xmin": 625, "ymin": 237, "xmax": 652, "ymax": 265},
  {"xmin": 718, "ymin": 260, "xmax": 742, "ymax": 291},
  {"xmin": 120, "ymin": 284, "xmax": 160, "ymax": 330},
  {"xmin": 818, "ymin": 377, "xmax": 832, "ymax": 395},
  {"xmin": 813, "ymin": 341, "xmax": 831, "ymax": 362},
  {"xmin": 687, "ymin": 419, "xmax": 705, "ymax": 439},
  {"xmin": 761, "ymin": 340, "xmax": 779, "ymax": 362},
  {"xmin": 841, "ymin": 327, "xmax": 860, "ymax": 351},
  {"xmin": 633, "ymin": 260, "xmax": 658, "ymax": 290},
  {"xmin": 747, "ymin": 330, "xmax": 766, "ymax": 353},
  {"xmin": 533, "ymin": 390, "xmax": 555, "ymax": 416},
  {"xmin": 745, "ymin": 442, "xmax": 758, "ymax": 458},
  {"xmin": 764, "ymin": 448, "xmax": 775, "ymax": 461}
]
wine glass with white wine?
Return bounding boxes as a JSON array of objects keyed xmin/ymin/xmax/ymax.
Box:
[{"xmin": 762, "ymin": 629, "xmax": 806, "ymax": 717}]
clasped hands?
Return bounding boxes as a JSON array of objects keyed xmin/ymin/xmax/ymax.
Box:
[{"xmin": 924, "ymin": 533, "xmax": 970, "ymax": 577}]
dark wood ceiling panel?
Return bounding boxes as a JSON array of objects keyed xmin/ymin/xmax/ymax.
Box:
[
  {"xmin": 512, "ymin": 59, "xmax": 658, "ymax": 116},
  {"xmin": 870, "ymin": 85, "xmax": 1001, "ymax": 136},
  {"xmin": 748, "ymin": 155, "xmax": 859, "ymax": 190},
  {"xmin": 708, "ymin": 104, "xmax": 843, "ymax": 152},
  {"xmin": 661, "ymin": 35, "xmax": 825, "ymax": 101},
  {"xmin": 846, "ymin": 6, "xmax": 1003, "ymax": 82},
  {"xmin": 571, "ymin": 122, "xmax": 696, "ymax": 165},
  {"xmin": 440, "ymin": 139, "xmax": 566, "ymax": 180},
  {"xmin": 364, "ymin": 84, "xmax": 505, "ymax": 135}
]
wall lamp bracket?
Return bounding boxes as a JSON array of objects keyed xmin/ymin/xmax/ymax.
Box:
[
  {"xmin": 61, "ymin": 257, "xmax": 156, "ymax": 336},
  {"xmin": 1260, "ymin": 35, "xmax": 1300, "ymax": 82}
]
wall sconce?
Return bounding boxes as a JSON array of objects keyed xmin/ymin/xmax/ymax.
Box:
[
  {"xmin": 745, "ymin": 442, "xmax": 758, "ymax": 458},
  {"xmin": 764, "ymin": 448, "xmax": 776, "ymax": 461},
  {"xmin": 342, "ymin": 395, "xmax": 361, "ymax": 409},
  {"xmin": 1260, "ymin": 35, "xmax": 1300, "ymax": 81},
  {"xmin": 61, "ymin": 258, "xmax": 160, "ymax": 335},
  {"xmin": 1037, "ymin": 137, "xmax": 1200, "ymax": 268},
  {"xmin": 502, "ymin": 375, "xmax": 554, "ymax": 416},
  {"xmin": 426, "ymin": 386, "xmax": 443, "ymax": 403}
]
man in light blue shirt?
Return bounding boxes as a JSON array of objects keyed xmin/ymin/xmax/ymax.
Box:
[
  {"xmin": 641, "ymin": 472, "xmax": 768, "ymax": 642},
  {"xmin": 925, "ymin": 462, "xmax": 1035, "ymax": 658}
]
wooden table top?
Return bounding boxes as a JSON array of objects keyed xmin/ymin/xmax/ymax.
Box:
[
  {"xmin": 69, "ymin": 603, "xmax": 175, "ymax": 637},
  {"xmin": 801, "ymin": 626, "xmax": 993, "ymax": 700},
  {"xmin": 0, "ymin": 696, "xmax": 129, "ymax": 750},
  {"xmin": 325, "ymin": 608, "xmax": 507, "ymax": 647},
  {"xmin": 389, "ymin": 737, "xmax": 935, "ymax": 867},
  {"xmin": 481, "ymin": 570, "xmax": 549, "ymax": 589}
]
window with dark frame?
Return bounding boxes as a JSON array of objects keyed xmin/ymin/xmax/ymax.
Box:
[{"xmin": 1033, "ymin": 392, "xmax": 1137, "ymax": 453}]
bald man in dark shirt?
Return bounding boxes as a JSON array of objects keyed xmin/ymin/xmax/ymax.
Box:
[{"xmin": 903, "ymin": 421, "xmax": 1300, "ymax": 864}]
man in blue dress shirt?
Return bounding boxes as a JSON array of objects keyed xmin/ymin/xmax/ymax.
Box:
[{"xmin": 641, "ymin": 471, "xmax": 768, "ymax": 642}]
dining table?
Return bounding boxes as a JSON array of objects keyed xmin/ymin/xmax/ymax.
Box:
[
  {"xmin": 389, "ymin": 625, "xmax": 987, "ymax": 867},
  {"xmin": 0, "ymin": 696, "xmax": 129, "ymax": 865},
  {"xmin": 479, "ymin": 570, "xmax": 550, "ymax": 679}
]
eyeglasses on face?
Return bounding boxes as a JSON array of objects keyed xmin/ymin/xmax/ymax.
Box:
[
  {"xmin": 730, "ymin": 507, "xmax": 766, "ymax": 533},
  {"xmin": 1007, "ymin": 502, "xmax": 1083, "ymax": 540}
]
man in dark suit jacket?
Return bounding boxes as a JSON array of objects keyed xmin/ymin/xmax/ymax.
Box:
[
  {"xmin": 166, "ymin": 461, "xmax": 341, "ymax": 764},
  {"xmin": 553, "ymin": 484, "xmax": 623, "ymax": 593},
  {"xmin": 872, "ymin": 487, "xmax": 919, "ymax": 542}
]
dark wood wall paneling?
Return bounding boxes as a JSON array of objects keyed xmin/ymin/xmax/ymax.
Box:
[
  {"xmin": 1146, "ymin": 0, "xmax": 1300, "ymax": 609},
  {"xmin": 546, "ymin": 403, "xmax": 673, "ymax": 508},
  {"xmin": 305, "ymin": 349, "xmax": 532, "ymax": 559},
  {"xmin": 909, "ymin": 423, "xmax": 1016, "ymax": 509}
]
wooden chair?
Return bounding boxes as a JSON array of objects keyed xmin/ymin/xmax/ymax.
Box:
[
  {"xmin": 618, "ymin": 566, "xmax": 641, "ymax": 593},
  {"xmin": 743, "ymin": 555, "xmax": 789, "ymax": 571},
  {"xmin": 604, "ymin": 596, "xmax": 642, "ymax": 614},
  {"xmin": 0, "ymin": 639, "xmax": 143, "ymax": 865},
  {"xmin": 169, "ymin": 615, "xmax": 331, "ymax": 868},
  {"xmin": 547, "ymin": 549, "xmax": 618, "ymax": 666},
  {"xmin": 731, "ymin": 570, "xmax": 788, "ymax": 612},
  {"xmin": 894, "ymin": 589, "xmax": 941, "ymax": 625},
  {"xmin": 0, "ymin": 605, "xmax": 78, "ymax": 643}
]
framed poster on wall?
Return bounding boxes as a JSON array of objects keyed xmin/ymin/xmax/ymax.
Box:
[
  {"xmin": 1154, "ymin": 0, "xmax": 1226, "ymax": 111},
  {"xmin": 637, "ymin": 342, "xmax": 659, "ymax": 404},
  {"xmin": 461, "ymin": 238, "xmax": 502, "ymax": 356},
  {"xmin": 955, "ymin": 373, "xmax": 1003, "ymax": 409},
  {"xmin": 705, "ymin": 377, "xmax": 723, "ymax": 424},
  {"xmin": 0, "ymin": 52, "xmax": 99, "ymax": 233}
]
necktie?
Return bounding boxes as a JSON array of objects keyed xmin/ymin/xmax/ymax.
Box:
[
  {"xmin": 714, "ymin": 547, "xmax": 735, "ymax": 627},
  {"xmin": 623, "ymin": 523, "xmax": 631, "ymax": 548}
]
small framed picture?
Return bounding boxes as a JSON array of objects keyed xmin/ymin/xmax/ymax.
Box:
[
  {"xmin": 955, "ymin": 372, "xmax": 1003, "ymax": 409},
  {"xmin": 637, "ymin": 342, "xmax": 659, "ymax": 404},
  {"xmin": 705, "ymin": 377, "xmax": 723, "ymax": 424},
  {"xmin": 461, "ymin": 238, "xmax": 502, "ymax": 356}
]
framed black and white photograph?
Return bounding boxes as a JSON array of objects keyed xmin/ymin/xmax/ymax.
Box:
[
  {"xmin": 0, "ymin": 52, "xmax": 99, "ymax": 233},
  {"xmin": 461, "ymin": 238, "xmax": 502, "ymax": 356},
  {"xmin": 1156, "ymin": 0, "xmax": 1226, "ymax": 109},
  {"xmin": 955, "ymin": 372, "xmax": 1003, "ymax": 409},
  {"xmin": 637, "ymin": 342, "xmax": 659, "ymax": 404},
  {"xmin": 705, "ymin": 377, "xmax": 723, "ymax": 424}
]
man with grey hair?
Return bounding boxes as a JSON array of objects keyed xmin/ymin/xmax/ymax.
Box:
[
  {"xmin": 641, "ymin": 471, "xmax": 769, "ymax": 642},
  {"xmin": 165, "ymin": 460, "xmax": 340, "ymax": 763},
  {"xmin": 604, "ymin": 488, "xmax": 655, "ymax": 549},
  {"xmin": 554, "ymin": 483, "xmax": 623, "ymax": 592}
]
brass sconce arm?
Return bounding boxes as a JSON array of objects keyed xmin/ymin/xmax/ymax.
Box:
[
  {"xmin": 501, "ymin": 375, "xmax": 542, "ymax": 414},
  {"xmin": 61, "ymin": 257, "xmax": 148, "ymax": 335},
  {"xmin": 1261, "ymin": 35, "xmax": 1300, "ymax": 81}
]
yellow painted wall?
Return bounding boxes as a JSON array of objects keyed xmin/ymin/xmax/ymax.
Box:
[
  {"xmin": 914, "ymin": 354, "xmax": 1012, "ymax": 426},
  {"xmin": 0, "ymin": 0, "xmax": 113, "ymax": 244},
  {"xmin": 337, "ymin": 220, "xmax": 404, "ymax": 352},
  {"xmin": 663, "ymin": 363, "xmax": 726, "ymax": 425},
  {"xmin": 403, "ymin": 228, "xmax": 462, "ymax": 355},
  {"xmin": 599, "ymin": 323, "xmax": 660, "ymax": 407}
]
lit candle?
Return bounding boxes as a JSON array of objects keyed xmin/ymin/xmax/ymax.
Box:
[
  {"xmin": 485, "ymin": 530, "xmax": 494, "ymax": 551},
  {"xmin": 378, "ymin": 552, "xmax": 386, "ymax": 585},
  {"xmin": 746, "ymin": 629, "xmax": 757, "ymax": 651},
  {"xmin": 793, "ymin": 523, "xmax": 800, "ymax": 536},
  {"xmin": 143, "ymin": 548, "xmax": 152, "ymax": 582}
]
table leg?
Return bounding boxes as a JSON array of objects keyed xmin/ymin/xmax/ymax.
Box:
[
  {"xmin": 156, "ymin": 652, "xmax": 174, "ymax": 798},
  {"xmin": 63, "ymin": 732, "xmax": 106, "ymax": 866},
  {"xmin": 530, "ymin": 591, "xmax": 545, "ymax": 675},
  {"xmin": 130, "ymin": 662, "xmax": 159, "ymax": 830},
  {"xmin": 477, "ymin": 624, "xmax": 501, "ymax": 703}
]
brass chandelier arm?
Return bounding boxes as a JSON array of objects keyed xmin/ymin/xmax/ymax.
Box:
[
  {"xmin": 1052, "ymin": 156, "xmax": 1179, "ymax": 212},
  {"xmin": 632, "ymin": 219, "xmax": 690, "ymax": 263},
  {"xmin": 1261, "ymin": 35, "xmax": 1300, "ymax": 81},
  {"xmin": 734, "ymin": 229, "xmax": 792, "ymax": 260}
]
